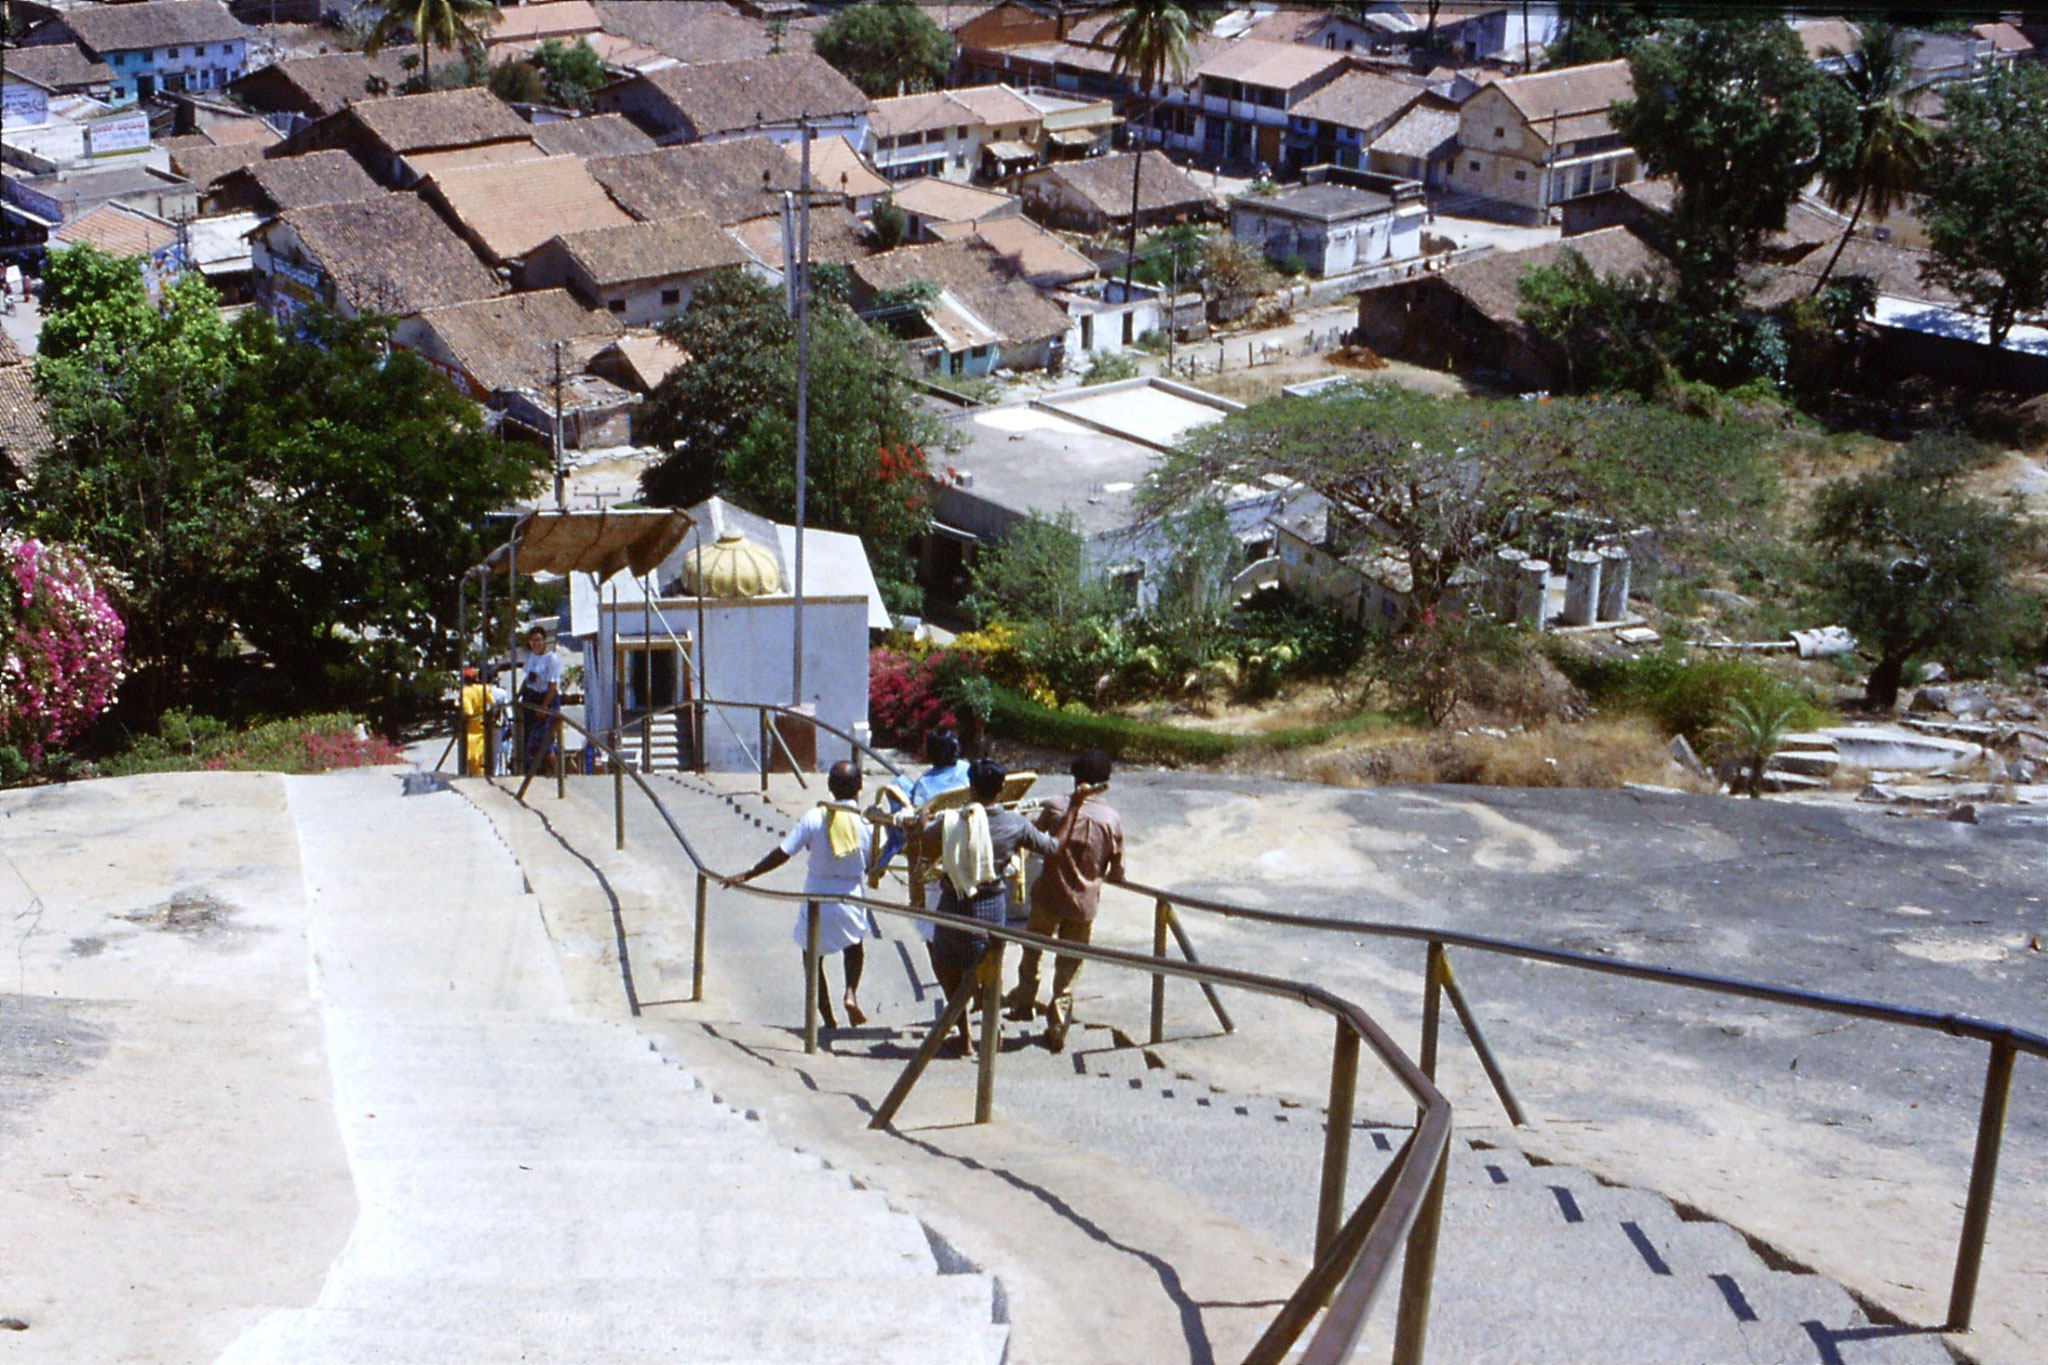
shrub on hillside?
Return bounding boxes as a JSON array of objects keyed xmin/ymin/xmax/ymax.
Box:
[
  {"xmin": 1551, "ymin": 646, "xmax": 1826, "ymax": 746},
  {"xmin": 0, "ymin": 534, "xmax": 125, "ymax": 773}
]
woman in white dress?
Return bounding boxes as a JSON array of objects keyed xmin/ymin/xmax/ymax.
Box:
[{"xmin": 724, "ymin": 761, "xmax": 874, "ymax": 1028}]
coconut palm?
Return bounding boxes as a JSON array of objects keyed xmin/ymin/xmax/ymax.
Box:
[
  {"xmin": 365, "ymin": 0, "xmax": 499, "ymax": 90},
  {"xmin": 1103, "ymin": 1, "xmax": 1211, "ymax": 330},
  {"xmin": 1811, "ymin": 23, "xmax": 1933, "ymax": 294}
]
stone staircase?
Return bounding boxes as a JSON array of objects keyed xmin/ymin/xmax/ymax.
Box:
[
  {"xmin": 625, "ymin": 772, "xmax": 1959, "ymax": 1365},
  {"xmin": 1011, "ymin": 1038, "xmax": 1955, "ymax": 1365},
  {"xmin": 214, "ymin": 770, "xmax": 1006, "ymax": 1365}
]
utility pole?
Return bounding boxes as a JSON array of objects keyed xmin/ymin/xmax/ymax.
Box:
[
  {"xmin": 764, "ymin": 115, "xmax": 821, "ymax": 708},
  {"xmin": 792, "ymin": 116, "xmax": 813, "ymax": 707},
  {"xmin": 1166, "ymin": 241, "xmax": 1178, "ymax": 373},
  {"xmin": 551, "ymin": 339, "xmax": 565, "ymax": 509}
]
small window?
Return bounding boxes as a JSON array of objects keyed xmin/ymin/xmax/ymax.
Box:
[
  {"xmin": 956, "ymin": 125, "xmax": 968, "ymax": 139},
  {"xmin": 607, "ymin": 299, "xmax": 626, "ymax": 314},
  {"xmin": 660, "ymin": 287, "xmax": 681, "ymax": 305},
  {"xmin": 1493, "ymin": 125, "xmax": 1504, "ymax": 138},
  {"xmin": 1380, "ymin": 597, "xmax": 1398, "ymax": 619},
  {"xmin": 1468, "ymin": 160, "xmax": 1480, "ymax": 172},
  {"xmin": 1513, "ymin": 169, "xmax": 1527, "ymax": 181}
]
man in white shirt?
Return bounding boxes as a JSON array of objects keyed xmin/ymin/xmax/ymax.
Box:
[
  {"xmin": 725, "ymin": 761, "xmax": 874, "ymax": 1029},
  {"xmin": 518, "ymin": 625, "xmax": 563, "ymax": 774}
]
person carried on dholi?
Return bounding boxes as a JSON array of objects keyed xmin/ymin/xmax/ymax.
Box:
[{"xmin": 920, "ymin": 759, "xmax": 1059, "ymax": 1056}]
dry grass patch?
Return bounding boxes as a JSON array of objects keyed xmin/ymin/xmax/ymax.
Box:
[{"xmin": 1263, "ymin": 717, "xmax": 1708, "ymax": 791}]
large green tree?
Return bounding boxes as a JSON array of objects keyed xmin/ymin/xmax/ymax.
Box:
[
  {"xmin": 221, "ymin": 310, "xmax": 544, "ymax": 724},
  {"xmin": 1811, "ymin": 23, "xmax": 1931, "ymax": 294},
  {"xmin": 1613, "ymin": 18, "xmax": 1853, "ymax": 367},
  {"xmin": 638, "ymin": 272, "xmax": 944, "ymax": 602},
  {"xmin": 364, "ymin": 0, "xmax": 498, "ymax": 89},
  {"xmin": 1920, "ymin": 62, "xmax": 2048, "ymax": 354},
  {"xmin": 1146, "ymin": 384, "xmax": 1777, "ymax": 615},
  {"xmin": 813, "ymin": 0, "xmax": 952, "ymax": 97},
  {"xmin": 1810, "ymin": 434, "xmax": 2036, "ymax": 709},
  {"xmin": 18, "ymin": 244, "xmax": 541, "ymax": 727}
]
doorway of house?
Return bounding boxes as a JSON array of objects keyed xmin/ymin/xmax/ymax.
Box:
[{"xmin": 615, "ymin": 638, "xmax": 695, "ymax": 770}]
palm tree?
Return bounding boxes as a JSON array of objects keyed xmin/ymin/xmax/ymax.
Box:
[
  {"xmin": 365, "ymin": 0, "xmax": 499, "ymax": 91},
  {"xmin": 1811, "ymin": 24, "xmax": 1933, "ymax": 295},
  {"xmin": 1712, "ymin": 695, "xmax": 1800, "ymax": 799},
  {"xmin": 1103, "ymin": 1, "xmax": 1210, "ymax": 338}
]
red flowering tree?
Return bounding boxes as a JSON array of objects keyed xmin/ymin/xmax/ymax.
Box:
[{"xmin": 0, "ymin": 534, "xmax": 125, "ymax": 769}]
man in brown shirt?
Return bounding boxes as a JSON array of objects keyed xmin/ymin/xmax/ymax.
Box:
[{"xmin": 1004, "ymin": 749, "xmax": 1123, "ymax": 1051}]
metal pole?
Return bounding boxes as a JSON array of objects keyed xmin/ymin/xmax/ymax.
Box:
[
  {"xmin": 1948, "ymin": 1039, "xmax": 2016, "ymax": 1331},
  {"xmin": 1315, "ymin": 1020, "xmax": 1360, "ymax": 1259},
  {"xmin": 1391, "ymin": 1141, "xmax": 1448, "ymax": 1365},
  {"xmin": 555, "ymin": 712, "xmax": 565, "ymax": 800},
  {"xmin": 871, "ymin": 972, "xmax": 978, "ymax": 1130},
  {"xmin": 792, "ymin": 115, "xmax": 811, "ymax": 708},
  {"xmin": 1439, "ymin": 951, "xmax": 1529, "ymax": 1126},
  {"xmin": 614, "ymin": 733, "xmax": 625, "ymax": 848},
  {"xmin": 640, "ymin": 574, "xmax": 653, "ymax": 774},
  {"xmin": 975, "ymin": 942, "xmax": 1004, "ymax": 1124},
  {"xmin": 1420, "ymin": 940, "xmax": 1445, "ymax": 1085},
  {"xmin": 476, "ymin": 565, "xmax": 493, "ymax": 776},
  {"xmin": 803, "ymin": 900, "xmax": 821, "ymax": 1054},
  {"xmin": 551, "ymin": 340, "xmax": 565, "ymax": 510},
  {"xmin": 692, "ymin": 871, "xmax": 708, "ymax": 1003},
  {"xmin": 508, "ymin": 536, "xmax": 521, "ymax": 776},
  {"xmin": 456, "ymin": 575, "xmax": 469, "ymax": 775},
  {"xmin": 1150, "ymin": 897, "xmax": 1170, "ymax": 1046},
  {"xmin": 760, "ymin": 711, "xmax": 771, "ymax": 796},
  {"xmin": 1165, "ymin": 906, "xmax": 1235, "ymax": 1033}
]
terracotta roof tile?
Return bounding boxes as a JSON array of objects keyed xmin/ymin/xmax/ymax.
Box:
[
  {"xmin": 273, "ymin": 193, "xmax": 505, "ymax": 316},
  {"xmin": 530, "ymin": 114, "xmax": 657, "ymax": 159},
  {"xmin": 613, "ymin": 53, "xmax": 870, "ymax": 140},
  {"xmin": 52, "ymin": 0, "xmax": 249, "ymax": 55},
  {"xmin": 591, "ymin": 0, "xmax": 779, "ymax": 63},
  {"xmin": 348, "ymin": 87, "xmax": 531, "ymax": 155},
  {"xmin": 889, "ymin": 176, "xmax": 1019, "ymax": 225},
  {"xmin": 1023, "ymin": 150, "xmax": 1212, "ymax": 219},
  {"xmin": 0, "ymin": 362, "xmax": 51, "ymax": 478},
  {"xmin": 852, "ymin": 240, "xmax": 1069, "ymax": 347},
  {"xmin": 406, "ymin": 288, "xmax": 623, "ymax": 393},
  {"xmin": 1293, "ymin": 70, "xmax": 1425, "ymax": 134},
  {"xmin": 426, "ymin": 155, "xmax": 634, "ymax": 263},
  {"xmin": 585, "ymin": 137, "xmax": 791, "ymax": 226},
  {"xmin": 219, "ymin": 149, "xmax": 383, "ymax": 211},
  {"xmin": 53, "ymin": 202, "xmax": 179, "ymax": 256},
  {"xmin": 547, "ymin": 214, "xmax": 747, "ymax": 286}
]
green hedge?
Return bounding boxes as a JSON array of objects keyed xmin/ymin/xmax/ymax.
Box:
[{"xmin": 987, "ymin": 684, "xmax": 1397, "ymax": 766}]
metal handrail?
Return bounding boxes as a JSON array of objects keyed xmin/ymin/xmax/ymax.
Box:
[
  {"xmin": 482, "ymin": 703, "xmax": 1454, "ymax": 1365},
  {"xmin": 1110, "ymin": 874, "xmax": 2046, "ymax": 1334}
]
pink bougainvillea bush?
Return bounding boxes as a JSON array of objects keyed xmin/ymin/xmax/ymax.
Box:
[{"xmin": 0, "ymin": 534, "xmax": 126, "ymax": 767}]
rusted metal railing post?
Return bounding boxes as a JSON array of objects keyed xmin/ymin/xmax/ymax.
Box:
[
  {"xmin": 759, "ymin": 711, "xmax": 771, "ymax": 798},
  {"xmin": 613, "ymin": 733, "xmax": 626, "ymax": 849},
  {"xmin": 1948, "ymin": 1039, "xmax": 2016, "ymax": 1331},
  {"xmin": 1438, "ymin": 950, "xmax": 1528, "ymax": 1127},
  {"xmin": 555, "ymin": 713, "xmax": 566, "ymax": 800},
  {"xmin": 1150, "ymin": 897, "xmax": 1170, "ymax": 1045},
  {"xmin": 976, "ymin": 942, "xmax": 1004, "ymax": 1124},
  {"xmin": 692, "ymin": 871, "xmax": 708, "ymax": 1003},
  {"xmin": 871, "ymin": 973, "xmax": 977, "ymax": 1130},
  {"xmin": 1316, "ymin": 1020, "xmax": 1360, "ymax": 1259},
  {"xmin": 803, "ymin": 900, "xmax": 821, "ymax": 1054},
  {"xmin": 1391, "ymin": 1141, "xmax": 1448, "ymax": 1365},
  {"xmin": 1420, "ymin": 940, "xmax": 1445, "ymax": 1084},
  {"xmin": 1164, "ymin": 905, "xmax": 1236, "ymax": 1034}
]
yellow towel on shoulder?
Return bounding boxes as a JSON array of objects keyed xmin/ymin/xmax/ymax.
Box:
[
  {"xmin": 821, "ymin": 802, "xmax": 863, "ymax": 859},
  {"xmin": 941, "ymin": 804, "xmax": 995, "ymax": 897}
]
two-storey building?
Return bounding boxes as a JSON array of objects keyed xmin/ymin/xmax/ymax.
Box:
[
  {"xmin": 1445, "ymin": 59, "xmax": 1636, "ymax": 225},
  {"xmin": 866, "ymin": 84, "xmax": 1042, "ymax": 184},
  {"xmin": 26, "ymin": 1, "xmax": 250, "ymax": 106},
  {"xmin": 1146, "ymin": 40, "xmax": 1352, "ymax": 172}
]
